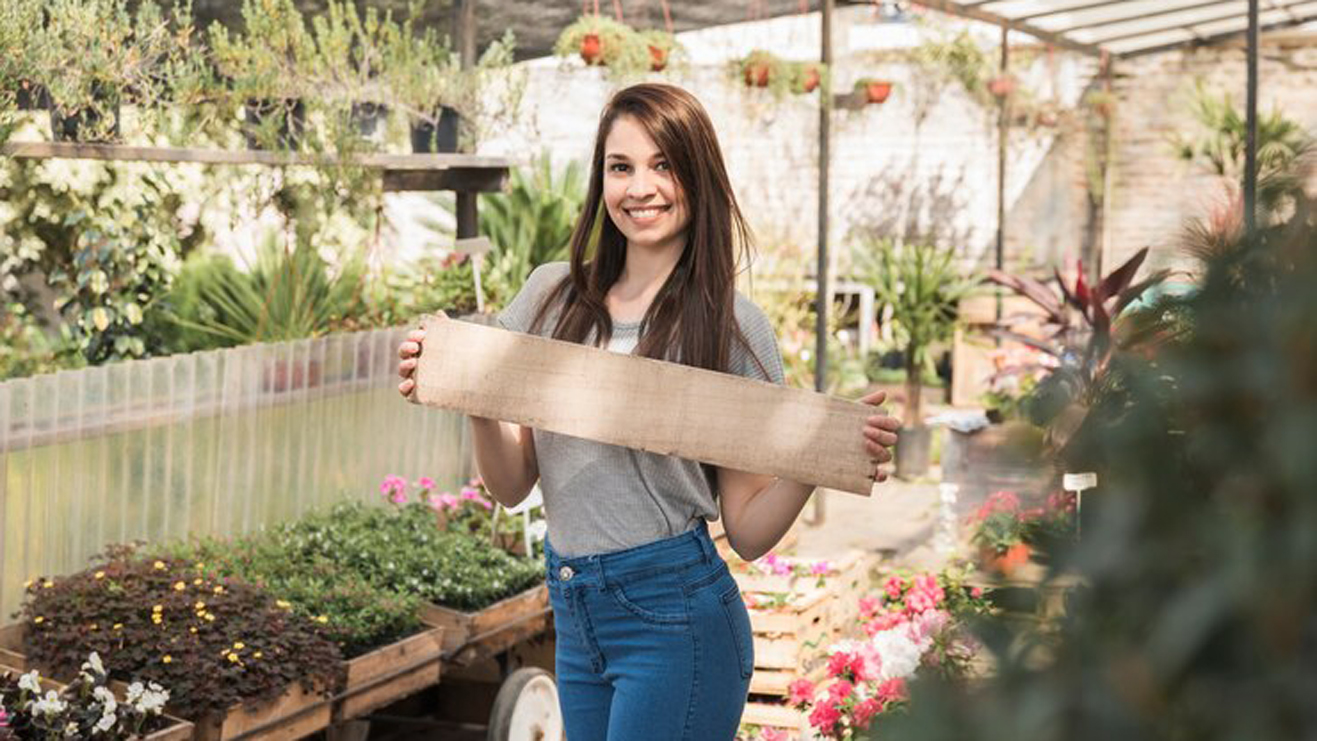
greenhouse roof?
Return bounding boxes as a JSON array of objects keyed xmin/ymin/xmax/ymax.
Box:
[{"xmin": 910, "ymin": 0, "xmax": 1317, "ymax": 57}]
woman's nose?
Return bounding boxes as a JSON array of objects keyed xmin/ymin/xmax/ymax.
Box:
[{"xmin": 626, "ymin": 170, "xmax": 657, "ymax": 198}]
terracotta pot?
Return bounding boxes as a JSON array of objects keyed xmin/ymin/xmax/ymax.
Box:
[
  {"xmin": 863, "ymin": 80, "xmax": 893, "ymax": 104},
  {"xmin": 648, "ymin": 44, "xmax": 668, "ymax": 72},
  {"xmin": 800, "ymin": 67, "xmax": 820, "ymax": 93},
  {"xmin": 580, "ymin": 33, "xmax": 602, "ymax": 65},
  {"xmin": 988, "ymin": 74, "xmax": 1016, "ymax": 98},
  {"xmin": 744, "ymin": 62, "xmax": 771, "ymax": 88},
  {"xmin": 982, "ymin": 543, "xmax": 1031, "ymax": 577}
]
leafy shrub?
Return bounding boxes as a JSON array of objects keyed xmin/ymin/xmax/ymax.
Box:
[
  {"xmin": 270, "ymin": 501, "xmax": 543, "ymax": 611},
  {"xmin": 17, "ymin": 547, "xmax": 341, "ymax": 720},
  {"xmin": 154, "ymin": 536, "xmax": 423, "ymax": 659}
]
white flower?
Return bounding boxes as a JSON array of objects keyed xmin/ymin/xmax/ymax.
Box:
[
  {"xmin": 18, "ymin": 670, "xmax": 42, "ymax": 693},
  {"xmin": 82, "ymin": 651, "xmax": 106, "ymax": 677},
  {"xmin": 125, "ymin": 681, "xmax": 144, "ymax": 703},
  {"xmin": 527, "ymin": 520, "xmax": 548, "ymax": 541},
  {"xmin": 94, "ymin": 685, "xmax": 118, "ymax": 715},
  {"xmin": 135, "ymin": 684, "xmax": 169, "ymax": 715},
  {"xmin": 95, "ymin": 711, "xmax": 117, "ymax": 733},
  {"xmin": 32, "ymin": 690, "xmax": 67, "ymax": 716},
  {"xmin": 64, "ymin": 721, "xmax": 80, "ymax": 737}
]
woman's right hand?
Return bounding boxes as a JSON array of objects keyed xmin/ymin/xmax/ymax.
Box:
[{"xmin": 397, "ymin": 327, "xmax": 425, "ymax": 400}]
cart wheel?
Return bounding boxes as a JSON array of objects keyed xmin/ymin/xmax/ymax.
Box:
[{"xmin": 487, "ymin": 667, "xmax": 563, "ymax": 741}]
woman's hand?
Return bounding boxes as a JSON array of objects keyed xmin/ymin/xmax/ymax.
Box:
[
  {"xmin": 397, "ymin": 327, "xmax": 426, "ymax": 400},
  {"xmin": 859, "ymin": 390, "xmax": 901, "ymax": 483}
]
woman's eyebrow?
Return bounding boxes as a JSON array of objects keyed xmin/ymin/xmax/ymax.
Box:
[{"xmin": 605, "ymin": 153, "xmax": 631, "ymax": 161}]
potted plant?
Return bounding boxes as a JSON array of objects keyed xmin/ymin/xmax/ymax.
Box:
[
  {"xmin": 738, "ymin": 50, "xmax": 782, "ymax": 89},
  {"xmin": 309, "ymin": 0, "xmax": 396, "ymax": 144},
  {"xmin": 33, "ymin": 0, "xmax": 180, "ymax": 143},
  {"xmin": 968, "ymin": 491, "xmax": 1037, "ymax": 576},
  {"xmin": 1, "ymin": 656, "xmax": 191, "ymax": 740},
  {"xmin": 987, "ymin": 73, "xmax": 1016, "ymax": 99},
  {"xmin": 790, "ymin": 62, "xmax": 827, "ymax": 94},
  {"xmin": 381, "ymin": 15, "xmax": 460, "ymax": 153},
  {"xmin": 638, "ymin": 29, "xmax": 681, "ymax": 72},
  {"xmin": 554, "ymin": 15, "xmax": 633, "ymax": 68},
  {"xmin": 210, "ymin": 0, "xmax": 318, "ymax": 150},
  {"xmin": 855, "ymin": 238, "xmax": 979, "ymax": 478},
  {"xmin": 0, "ymin": 0, "xmax": 45, "ymax": 111},
  {"xmin": 855, "ymin": 77, "xmax": 894, "ymax": 105}
]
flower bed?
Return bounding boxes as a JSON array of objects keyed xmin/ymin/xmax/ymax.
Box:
[{"xmin": 739, "ymin": 567, "xmax": 990, "ymax": 741}]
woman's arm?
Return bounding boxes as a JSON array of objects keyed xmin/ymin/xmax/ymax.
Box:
[
  {"xmin": 398, "ymin": 324, "xmax": 539, "ymax": 508},
  {"xmin": 717, "ymin": 390, "xmax": 900, "ymax": 561}
]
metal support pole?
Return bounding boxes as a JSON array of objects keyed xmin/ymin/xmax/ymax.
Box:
[
  {"xmin": 1245, "ymin": 0, "xmax": 1259, "ymax": 238},
  {"xmin": 810, "ymin": 0, "xmax": 834, "ymax": 526},
  {"xmin": 995, "ymin": 24, "xmax": 1010, "ymax": 325},
  {"xmin": 453, "ymin": 0, "xmax": 479, "ymax": 240}
]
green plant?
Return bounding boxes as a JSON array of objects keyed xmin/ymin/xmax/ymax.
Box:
[
  {"xmin": 912, "ymin": 30, "xmax": 994, "ymax": 105},
  {"xmin": 379, "ymin": 8, "xmax": 458, "ymax": 131},
  {"xmin": 733, "ymin": 50, "xmax": 795, "ymax": 97},
  {"xmin": 210, "ymin": 0, "xmax": 318, "ymax": 148},
  {"xmin": 154, "ymin": 537, "xmax": 424, "ymax": 659},
  {"xmin": 1, "ymin": 655, "xmax": 175, "ymax": 740},
  {"xmin": 637, "ymin": 29, "xmax": 683, "ymax": 72},
  {"xmin": 32, "ymin": 0, "xmax": 183, "ymax": 142},
  {"xmin": 271, "ymin": 501, "xmax": 543, "ymax": 611},
  {"xmin": 554, "ymin": 15, "xmax": 650, "ymax": 79},
  {"xmin": 160, "ymin": 230, "xmax": 366, "ymax": 349},
  {"xmin": 18, "ymin": 547, "xmax": 341, "ymax": 720},
  {"xmin": 0, "ymin": 303, "xmax": 81, "ymax": 381},
  {"xmin": 853, "ymin": 238, "xmax": 979, "ymax": 425},
  {"xmin": 0, "ymin": 0, "xmax": 43, "ymax": 104}
]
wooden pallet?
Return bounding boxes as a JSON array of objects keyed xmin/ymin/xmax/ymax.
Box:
[
  {"xmin": 419, "ymin": 583, "xmax": 551, "ymax": 666},
  {"xmin": 334, "ymin": 624, "xmax": 446, "ymax": 721},
  {"xmin": 741, "ymin": 699, "xmax": 814, "ymax": 740}
]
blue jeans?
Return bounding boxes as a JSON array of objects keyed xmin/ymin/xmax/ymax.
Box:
[{"xmin": 545, "ymin": 523, "xmax": 754, "ymax": 741}]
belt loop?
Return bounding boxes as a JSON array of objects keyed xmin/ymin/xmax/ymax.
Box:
[{"xmin": 696, "ymin": 520, "xmax": 715, "ymax": 563}]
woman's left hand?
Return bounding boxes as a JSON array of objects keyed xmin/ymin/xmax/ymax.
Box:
[{"xmin": 858, "ymin": 390, "xmax": 902, "ymax": 483}]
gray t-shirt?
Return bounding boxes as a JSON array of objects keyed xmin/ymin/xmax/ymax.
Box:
[{"xmin": 496, "ymin": 261, "xmax": 786, "ymax": 557}]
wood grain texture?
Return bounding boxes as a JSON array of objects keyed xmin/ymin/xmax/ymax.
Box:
[{"xmin": 412, "ymin": 316, "xmax": 878, "ymax": 496}]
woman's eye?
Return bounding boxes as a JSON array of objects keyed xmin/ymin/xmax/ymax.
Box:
[
  {"xmin": 609, "ymin": 163, "xmax": 630, "ymax": 173},
  {"xmin": 655, "ymin": 161, "xmax": 670, "ymax": 171}
]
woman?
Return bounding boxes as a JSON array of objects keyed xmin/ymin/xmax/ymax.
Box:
[{"xmin": 397, "ymin": 83, "xmax": 899, "ymax": 741}]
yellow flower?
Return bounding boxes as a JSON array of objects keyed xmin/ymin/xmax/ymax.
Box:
[
  {"xmin": 233, "ymin": 642, "xmax": 245, "ymax": 650},
  {"xmin": 275, "ymin": 600, "xmax": 292, "ymax": 610},
  {"xmin": 173, "ymin": 581, "xmax": 186, "ymax": 591},
  {"xmin": 227, "ymin": 652, "xmax": 240, "ymax": 663},
  {"xmin": 212, "ymin": 585, "xmax": 224, "ymax": 595},
  {"xmin": 253, "ymin": 651, "xmax": 263, "ymax": 659},
  {"xmin": 162, "ymin": 655, "xmax": 172, "ymax": 664},
  {"xmin": 195, "ymin": 562, "xmax": 205, "ymax": 569},
  {"xmin": 94, "ymin": 571, "xmax": 105, "ymax": 580},
  {"xmin": 189, "ymin": 626, "xmax": 198, "ymax": 633},
  {"xmin": 89, "ymin": 623, "xmax": 98, "ymax": 631},
  {"xmin": 152, "ymin": 605, "xmax": 163, "ymax": 613},
  {"xmin": 194, "ymin": 601, "xmax": 206, "ymax": 610},
  {"xmin": 204, "ymin": 613, "xmax": 216, "ymax": 622},
  {"xmin": 113, "ymin": 624, "xmax": 123, "ymax": 631},
  {"xmin": 42, "ymin": 582, "xmax": 53, "ymax": 589},
  {"xmin": 33, "ymin": 616, "xmax": 44, "ymax": 624},
  {"xmin": 315, "ymin": 615, "xmax": 329, "ymax": 624},
  {"xmin": 193, "ymin": 578, "xmax": 203, "ymax": 586},
  {"xmin": 153, "ymin": 561, "xmax": 166, "ymax": 570}
]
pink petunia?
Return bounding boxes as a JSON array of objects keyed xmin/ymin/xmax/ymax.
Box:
[
  {"xmin": 810, "ymin": 560, "xmax": 831, "ymax": 576},
  {"xmin": 826, "ymin": 651, "xmax": 854, "ymax": 679},
  {"xmin": 859, "ymin": 595, "xmax": 883, "ymax": 620},
  {"xmin": 807, "ymin": 698, "xmax": 842, "ymax": 735},
  {"xmin": 786, "ymin": 678, "xmax": 816, "ymax": 707},
  {"xmin": 425, "ymin": 494, "xmax": 443, "ymax": 512},
  {"xmin": 852, "ymin": 697, "xmax": 884, "ymax": 729},
  {"xmin": 379, "ymin": 474, "xmax": 407, "ymax": 497},
  {"xmin": 760, "ymin": 729, "xmax": 790, "ymax": 741},
  {"xmin": 439, "ymin": 493, "xmax": 459, "ymax": 510},
  {"xmin": 389, "ymin": 490, "xmax": 408, "ymax": 505},
  {"xmin": 416, "ymin": 476, "xmax": 436, "ymax": 490},
  {"xmin": 876, "ymin": 677, "xmax": 907, "ymax": 703},
  {"xmin": 884, "ymin": 575, "xmax": 906, "ymax": 599},
  {"xmin": 971, "ymin": 586, "xmax": 984, "ymax": 598},
  {"xmin": 826, "ymin": 680, "xmax": 854, "ymax": 702}
]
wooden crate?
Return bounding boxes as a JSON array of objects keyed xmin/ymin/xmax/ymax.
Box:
[
  {"xmin": 741, "ymin": 699, "xmax": 814, "ymax": 740},
  {"xmin": 190, "ymin": 681, "xmax": 332, "ymax": 741},
  {"xmin": 419, "ymin": 583, "xmax": 551, "ymax": 665},
  {"xmin": 333, "ymin": 624, "xmax": 446, "ymax": 721}
]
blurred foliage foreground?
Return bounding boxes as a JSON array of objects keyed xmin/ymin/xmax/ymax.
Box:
[{"xmin": 883, "ymin": 166, "xmax": 1317, "ymax": 739}]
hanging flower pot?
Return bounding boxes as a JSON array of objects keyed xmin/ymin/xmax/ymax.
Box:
[
  {"xmin": 856, "ymin": 78, "xmax": 893, "ymax": 105},
  {"xmin": 638, "ymin": 30, "xmax": 680, "ymax": 73},
  {"xmin": 739, "ymin": 51, "xmax": 780, "ymax": 88},
  {"xmin": 797, "ymin": 64, "xmax": 822, "ymax": 93},
  {"xmin": 647, "ymin": 44, "xmax": 668, "ymax": 71},
  {"xmin": 988, "ymin": 74, "xmax": 1017, "ymax": 99},
  {"xmin": 580, "ymin": 33, "xmax": 603, "ymax": 65}
]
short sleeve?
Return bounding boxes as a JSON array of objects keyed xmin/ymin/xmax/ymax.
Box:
[
  {"xmin": 731, "ymin": 294, "xmax": 786, "ymax": 385},
  {"xmin": 497, "ymin": 262, "xmax": 570, "ymax": 334}
]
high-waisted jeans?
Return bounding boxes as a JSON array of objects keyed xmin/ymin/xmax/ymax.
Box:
[{"xmin": 545, "ymin": 523, "xmax": 754, "ymax": 741}]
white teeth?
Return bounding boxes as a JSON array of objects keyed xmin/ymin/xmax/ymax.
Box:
[{"xmin": 628, "ymin": 207, "xmax": 664, "ymax": 218}]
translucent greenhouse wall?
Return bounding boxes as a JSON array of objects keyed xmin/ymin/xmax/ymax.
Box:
[{"xmin": 0, "ymin": 327, "xmax": 473, "ymax": 620}]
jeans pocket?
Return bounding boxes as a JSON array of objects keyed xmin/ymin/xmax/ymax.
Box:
[
  {"xmin": 719, "ymin": 584, "xmax": 755, "ymax": 680},
  {"xmin": 607, "ymin": 573, "xmax": 691, "ymax": 626}
]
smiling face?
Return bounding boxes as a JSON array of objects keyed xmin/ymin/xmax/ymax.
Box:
[{"xmin": 602, "ymin": 114, "xmax": 691, "ymax": 256}]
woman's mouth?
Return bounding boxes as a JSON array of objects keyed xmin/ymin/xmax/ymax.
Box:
[{"xmin": 624, "ymin": 205, "xmax": 670, "ymax": 224}]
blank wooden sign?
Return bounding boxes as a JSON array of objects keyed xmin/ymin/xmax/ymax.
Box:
[{"xmin": 412, "ymin": 315, "xmax": 878, "ymax": 496}]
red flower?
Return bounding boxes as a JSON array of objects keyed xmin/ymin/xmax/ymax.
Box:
[
  {"xmin": 808, "ymin": 698, "xmax": 842, "ymax": 735},
  {"xmin": 827, "ymin": 679, "xmax": 855, "ymax": 702},
  {"xmin": 787, "ymin": 678, "xmax": 816, "ymax": 708},
  {"xmin": 852, "ymin": 697, "xmax": 884, "ymax": 729},
  {"xmin": 877, "ymin": 677, "xmax": 908, "ymax": 703},
  {"xmin": 827, "ymin": 651, "xmax": 854, "ymax": 679}
]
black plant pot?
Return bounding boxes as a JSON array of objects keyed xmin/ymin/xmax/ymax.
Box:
[
  {"xmin": 409, "ymin": 106, "xmax": 459, "ymax": 153},
  {"xmin": 49, "ymin": 93, "xmax": 121, "ymax": 143},
  {"xmin": 15, "ymin": 80, "xmax": 51, "ymax": 111},
  {"xmin": 894, "ymin": 423, "xmax": 932, "ymax": 480},
  {"xmin": 243, "ymin": 98, "xmax": 306, "ymax": 150},
  {"xmin": 349, "ymin": 101, "xmax": 388, "ymax": 138}
]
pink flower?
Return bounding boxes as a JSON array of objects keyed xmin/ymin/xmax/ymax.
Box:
[
  {"xmin": 854, "ymin": 642, "xmax": 883, "ymax": 681},
  {"xmin": 852, "ymin": 697, "xmax": 883, "ymax": 729},
  {"xmin": 884, "ymin": 575, "xmax": 906, "ymax": 599},
  {"xmin": 971, "ymin": 586, "xmax": 983, "ymax": 598},
  {"xmin": 425, "ymin": 494, "xmax": 443, "ymax": 512},
  {"xmin": 379, "ymin": 474, "xmax": 407, "ymax": 497},
  {"xmin": 810, "ymin": 561, "xmax": 831, "ymax": 576},
  {"xmin": 859, "ymin": 595, "xmax": 883, "ymax": 620},
  {"xmin": 826, "ymin": 651, "xmax": 855, "ymax": 679},
  {"xmin": 787, "ymin": 678, "xmax": 816, "ymax": 707},
  {"xmin": 807, "ymin": 698, "xmax": 842, "ymax": 735},
  {"xmin": 416, "ymin": 476, "xmax": 436, "ymax": 490},
  {"xmin": 439, "ymin": 493, "xmax": 459, "ymax": 510},
  {"xmin": 876, "ymin": 677, "xmax": 907, "ymax": 703},
  {"xmin": 389, "ymin": 490, "xmax": 408, "ymax": 505},
  {"xmin": 760, "ymin": 729, "xmax": 790, "ymax": 741},
  {"xmin": 826, "ymin": 680, "xmax": 854, "ymax": 702},
  {"xmin": 864, "ymin": 611, "xmax": 907, "ymax": 636}
]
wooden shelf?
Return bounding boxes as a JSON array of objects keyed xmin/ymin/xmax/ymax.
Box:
[{"xmin": 0, "ymin": 141, "xmax": 512, "ymax": 193}]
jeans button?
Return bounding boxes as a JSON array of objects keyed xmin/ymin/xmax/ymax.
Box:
[{"xmin": 559, "ymin": 565, "xmax": 574, "ymax": 582}]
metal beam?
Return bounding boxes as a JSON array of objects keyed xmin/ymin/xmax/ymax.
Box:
[
  {"xmin": 912, "ymin": 0, "xmax": 1106, "ymax": 56},
  {"xmin": 1016, "ymin": 0, "xmax": 1140, "ymax": 23},
  {"xmin": 1090, "ymin": 0, "xmax": 1315, "ymax": 44},
  {"xmin": 1055, "ymin": 0, "xmax": 1242, "ymax": 33},
  {"xmin": 1245, "ymin": 0, "xmax": 1259, "ymax": 237},
  {"xmin": 1114, "ymin": 7, "xmax": 1317, "ymax": 55}
]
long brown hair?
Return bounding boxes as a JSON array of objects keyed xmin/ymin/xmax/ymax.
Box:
[{"xmin": 529, "ymin": 83, "xmax": 760, "ymax": 374}]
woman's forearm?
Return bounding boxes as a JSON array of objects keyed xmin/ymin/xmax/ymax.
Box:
[
  {"xmin": 725, "ymin": 478, "xmax": 817, "ymax": 561},
  {"xmin": 468, "ymin": 416, "xmax": 538, "ymax": 507}
]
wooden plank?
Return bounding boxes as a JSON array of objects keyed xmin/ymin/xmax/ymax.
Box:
[
  {"xmin": 418, "ymin": 583, "xmax": 550, "ymax": 655},
  {"xmin": 335, "ymin": 625, "xmax": 446, "ymax": 721},
  {"xmin": 741, "ymin": 701, "xmax": 810, "ymax": 734},
  {"xmin": 413, "ymin": 316, "xmax": 879, "ymax": 496},
  {"xmin": 193, "ymin": 681, "xmax": 332, "ymax": 741},
  {"xmin": 0, "ymin": 142, "xmax": 512, "ymax": 170},
  {"xmin": 382, "ymin": 167, "xmax": 507, "ymax": 193}
]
